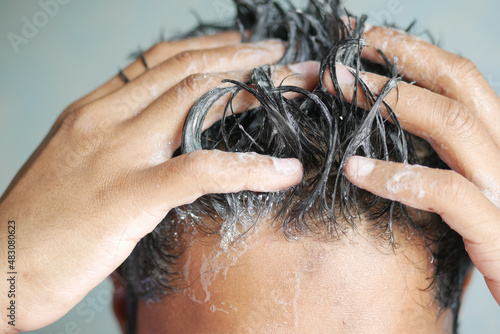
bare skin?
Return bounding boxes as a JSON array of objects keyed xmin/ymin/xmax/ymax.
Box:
[
  {"xmin": 1, "ymin": 22, "xmax": 499, "ymax": 333},
  {"xmin": 132, "ymin": 223, "xmax": 452, "ymax": 334},
  {"xmin": 119, "ymin": 26, "xmax": 500, "ymax": 333},
  {"xmin": 0, "ymin": 32, "xmax": 316, "ymax": 332},
  {"xmin": 342, "ymin": 26, "xmax": 500, "ymax": 307}
]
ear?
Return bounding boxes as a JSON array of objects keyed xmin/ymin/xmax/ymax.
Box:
[{"xmin": 111, "ymin": 272, "xmax": 128, "ymax": 334}]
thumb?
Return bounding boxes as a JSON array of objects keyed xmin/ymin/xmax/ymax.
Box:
[{"xmin": 141, "ymin": 150, "xmax": 303, "ymax": 211}]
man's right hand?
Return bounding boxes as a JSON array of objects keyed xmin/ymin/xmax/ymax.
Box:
[{"xmin": 0, "ymin": 32, "xmax": 318, "ymax": 332}]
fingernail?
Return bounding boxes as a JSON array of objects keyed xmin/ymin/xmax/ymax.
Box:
[
  {"xmin": 289, "ymin": 61, "xmax": 320, "ymax": 80},
  {"xmin": 272, "ymin": 158, "xmax": 302, "ymax": 176},
  {"xmin": 345, "ymin": 156, "xmax": 375, "ymax": 181},
  {"xmin": 335, "ymin": 63, "xmax": 356, "ymax": 87}
]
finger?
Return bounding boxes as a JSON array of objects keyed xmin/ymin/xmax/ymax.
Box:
[
  {"xmin": 362, "ymin": 26, "xmax": 500, "ymax": 141},
  {"xmin": 129, "ymin": 61, "xmax": 320, "ymax": 154},
  {"xmin": 102, "ymin": 39, "xmax": 287, "ymax": 120},
  {"xmin": 139, "ymin": 150, "xmax": 303, "ymax": 211},
  {"xmin": 329, "ymin": 64, "xmax": 500, "ymax": 195},
  {"xmin": 345, "ymin": 156, "xmax": 500, "ymax": 240},
  {"xmin": 344, "ymin": 156, "xmax": 500, "ymax": 304},
  {"xmin": 66, "ymin": 31, "xmax": 244, "ymax": 112},
  {"xmin": 486, "ymin": 274, "xmax": 500, "ymax": 306},
  {"xmin": 122, "ymin": 31, "xmax": 247, "ymax": 82}
]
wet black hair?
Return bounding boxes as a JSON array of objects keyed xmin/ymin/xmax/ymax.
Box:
[{"xmin": 121, "ymin": 1, "xmax": 472, "ymax": 332}]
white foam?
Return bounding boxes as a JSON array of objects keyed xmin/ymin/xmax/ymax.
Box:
[
  {"xmin": 385, "ymin": 165, "xmax": 426, "ymax": 199},
  {"xmin": 475, "ymin": 173, "xmax": 500, "ymax": 208},
  {"xmin": 149, "ymin": 84, "xmax": 160, "ymax": 99},
  {"xmin": 189, "ymin": 222, "xmax": 263, "ymax": 305},
  {"xmin": 210, "ymin": 304, "xmax": 228, "ymax": 314}
]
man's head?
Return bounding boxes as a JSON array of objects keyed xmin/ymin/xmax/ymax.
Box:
[{"xmin": 118, "ymin": 1, "xmax": 472, "ymax": 332}]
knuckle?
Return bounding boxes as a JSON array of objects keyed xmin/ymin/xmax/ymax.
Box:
[
  {"xmin": 438, "ymin": 100, "xmax": 478, "ymax": 138},
  {"xmin": 175, "ymin": 151, "xmax": 209, "ymax": 177},
  {"xmin": 436, "ymin": 171, "xmax": 470, "ymax": 211},
  {"xmin": 59, "ymin": 107, "xmax": 105, "ymax": 156},
  {"xmin": 193, "ymin": 151, "xmax": 231, "ymax": 191},
  {"xmin": 448, "ymin": 55, "xmax": 480, "ymax": 79},
  {"xmin": 115, "ymin": 76, "xmax": 153, "ymax": 111},
  {"xmin": 183, "ymin": 151, "xmax": 204, "ymax": 174},
  {"xmin": 63, "ymin": 101, "xmax": 83, "ymax": 115},
  {"xmin": 60, "ymin": 107, "xmax": 93, "ymax": 131},
  {"xmin": 470, "ymin": 229, "xmax": 500, "ymax": 256},
  {"xmin": 182, "ymin": 73, "xmax": 211, "ymax": 93},
  {"xmin": 173, "ymin": 151, "xmax": 220, "ymax": 194},
  {"xmin": 172, "ymin": 50, "xmax": 196, "ymax": 67},
  {"xmin": 54, "ymin": 107, "xmax": 75, "ymax": 127}
]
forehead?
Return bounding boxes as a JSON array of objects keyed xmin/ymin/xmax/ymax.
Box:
[{"xmin": 137, "ymin": 219, "xmax": 439, "ymax": 333}]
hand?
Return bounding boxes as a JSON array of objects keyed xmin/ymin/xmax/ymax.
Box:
[
  {"xmin": 334, "ymin": 26, "xmax": 500, "ymax": 305},
  {"xmin": 0, "ymin": 32, "xmax": 317, "ymax": 332}
]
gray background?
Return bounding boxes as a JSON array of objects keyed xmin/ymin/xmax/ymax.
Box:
[{"xmin": 0, "ymin": 0, "xmax": 499, "ymax": 333}]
